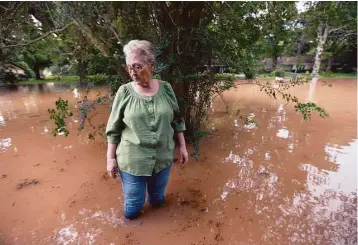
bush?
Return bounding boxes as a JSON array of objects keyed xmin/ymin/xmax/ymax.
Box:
[
  {"xmin": 3, "ymin": 71, "xmax": 17, "ymax": 83},
  {"xmin": 273, "ymin": 67, "xmax": 285, "ymax": 77},
  {"xmin": 244, "ymin": 69, "xmax": 256, "ymax": 79},
  {"xmin": 85, "ymin": 74, "xmax": 108, "ymax": 84}
]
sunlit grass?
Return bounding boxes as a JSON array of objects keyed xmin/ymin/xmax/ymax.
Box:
[
  {"xmin": 258, "ymin": 72, "xmax": 357, "ymax": 79},
  {"xmin": 319, "ymin": 72, "xmax": 357, "ymax": 79},
  {"xmin": 19, "ymin": 76, "xmax": 80, "ymax": 84}
]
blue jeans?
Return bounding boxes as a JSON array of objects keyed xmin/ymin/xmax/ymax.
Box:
[{"xmin": 119, "ymin": 165, "xmax": 172, "ymax": 219}]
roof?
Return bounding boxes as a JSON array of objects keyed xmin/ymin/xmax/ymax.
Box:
[{"xmin": 4, "ymin": 62, "xmax": 27, "ymax": 71}]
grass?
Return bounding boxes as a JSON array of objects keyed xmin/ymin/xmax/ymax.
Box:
[
  {"xmin": 19, "ymin": 76, "xmax": 80, "ymax": 84},
  {"xmin": 258, "ymin": 72, "xmax": 357, "ymax": 79},
  {"xmin": 319, "ymin": 72, "xmax": 357, "ymax": 79}
]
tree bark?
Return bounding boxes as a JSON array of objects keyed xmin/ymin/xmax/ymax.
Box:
[
  {"xmin": 78, "ymin": 59, "xmax": 88, "ymax": 82},
  {"xmin": 272, "ymin": 55, "xmax": 278, "ymax": 70},
  {"xmin": 312, "ymin": 24, "xmax": 329, "ymax": 77},
  {"xmin": 34, "ymin": 66, "xmax": 41, "ymax": 79},
  {"xmin": 294, "ymin": 35, "xmax": 305, "ymax": 77},
  {"xmin": 327, "ymin": 58, "xmax": 333, "ymax": 71}
]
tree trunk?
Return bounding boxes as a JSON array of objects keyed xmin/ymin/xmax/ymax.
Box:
[
  {"xmin": 272, "ymin": 38, "xmax": 279, "ymax": 70},
  {"xmin": 327, "ymin": 58, "xmax": 333, "ymax": 71},
  {"xmin": 78, "ymin": 59, "xmax": 88, "ymax": 82},
  {"xmin": 312, "ymin": 41, "xmax": 324, "ymax": 77},
  {"xmin": 34, "ymin": 66, "xmax": 41, "ymax": 80},
  {"xmin": 312, "ymin": 24, "xmax": 329, "ymax": 78},
  {"xmin": 294, "ymin": 35, "xmax": 305, "ymax": 77},
  {"xmin": 307, "ymin": 77, "xmax": 318, "ymax": 102},
  {"xmin": 272, "ymin": 55, "xmax": 278, "ymax": 70}
]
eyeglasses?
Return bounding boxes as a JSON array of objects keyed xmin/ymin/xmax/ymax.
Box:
[{"xmin": 126, "ymin": 63, "xmax": 143, "ymax": 73}]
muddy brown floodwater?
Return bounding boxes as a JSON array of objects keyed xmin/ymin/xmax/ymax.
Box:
[{"xmin": 0, "ymin": 79, "xmax": 356, "ymax": 245}]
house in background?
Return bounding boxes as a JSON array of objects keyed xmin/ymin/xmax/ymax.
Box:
[
  {"xmin": 277, "ymin": 56, "xmax": 314, "ymax": 72},
  {"xmin": 3, "ymin": 62, "xmax": 29, "ymax": 79},
  {"xmin": 261, "ymin": 56, "xmax": 314, "ymax": 72}
]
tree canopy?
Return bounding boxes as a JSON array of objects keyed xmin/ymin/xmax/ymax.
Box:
[{"xmin": 0, "ymin": 1, "xmax": 354, "ymax": 146}]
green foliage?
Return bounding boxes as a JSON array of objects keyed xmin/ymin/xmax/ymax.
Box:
[
  {"xmin": 75, "ymin": 75, "xmax": 125, "ymax": 140},
  {"xmin": 208, "ymin": 2, "xmax": 262, "ymax": 77},
  {"xmin": 257, "ymin": 2, "xmax": 298, "ymax": 67},
  {"xmin": 257, "ymin": 77, "xmax": 329, "ymax": 119},
  {"xmin": 87, "ymin": 54, "xmax": 118, "ymax": 75},
  {"xmin": 302, "ymin": 1, "xmax": 357, "ymax": 76},
  {"xmin": 87, "ymin": 123, "xmax": 106, "ymax": 141},
  {"xmin": 48, "ymin": 98, "xmax": 73, "ymax": 137},
  {"xmin": 273, "ymin": 68, "xmax": 285, "ymax": 78},
  {"xmin": 12, "ymin": 61, "xmax": 35, "ymax": 78},
  {"xmin": 180, "ymin": 72, "xmax": 235, "ymax": 159},
  {"xmin": 84, "ymin": 74, "xmax": 108, "ymax": 84},
  {"xmin": 1, "ymin": 1, "xmax": 338, "ymax": 160},
  {"xmin": 295, "ymin": 102, "xmax": 328, "ymax": 120}
]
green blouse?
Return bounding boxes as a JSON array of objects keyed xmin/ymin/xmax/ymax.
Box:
[{"xmin": 106, "ymin": 80, "xmax": 186, "ymax": 176}]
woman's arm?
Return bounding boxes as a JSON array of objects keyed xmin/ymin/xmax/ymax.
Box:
[
  {"xmin": 107, "ymin": 143, "xmax": 117, "ymax": 159},
  {"xmin": 106, "ymin": 143, "xmax": 118, "ymax": 178},
  {"xmin": 177, "ymin": 132, "xmax": 186, "ymax": 148},
  {"xmin": 177, "ymin": 132, "xmax": 188, "ymax": 164},
  {"xmin": 105, "ymin": 86, "xmax": 126, "ymax": 178},
  {"xmin": 165, "ymin": 82, "xmax": 188, "ymax": 164}
]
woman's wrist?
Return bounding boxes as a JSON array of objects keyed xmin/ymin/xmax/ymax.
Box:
[{"xmin": 176, "ymin": 132, "xmax": 186, "ymax": 149}]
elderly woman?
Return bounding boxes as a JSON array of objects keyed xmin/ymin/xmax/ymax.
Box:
[{"xmin": 106, "ymin": 40, "xmax": 188, "ymax": 220}]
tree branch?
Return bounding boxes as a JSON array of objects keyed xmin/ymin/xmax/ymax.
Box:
[
  {"xmin": 46, "ymin": 3, "xmax": 57, "ymax": 28},
  {"xmin": 1, "ymin": 22, "xmax": 72, "ymax": 49},
  {"xmin": 328, "ymin": 25, "xmax": 353, "ymax": 34},
  {"xmin": 0, "ymin": 2, "xmax": 24, "ymax": 22}
]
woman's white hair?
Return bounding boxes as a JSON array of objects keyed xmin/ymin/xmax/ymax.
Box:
[{"xmin": 123, "ymin": 40, "xmax": 156, "ymax": 65}]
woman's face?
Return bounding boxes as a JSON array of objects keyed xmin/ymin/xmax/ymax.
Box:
[{"xmin": 126, "ymin": 55, "xmax": 154, "ymax": 85}]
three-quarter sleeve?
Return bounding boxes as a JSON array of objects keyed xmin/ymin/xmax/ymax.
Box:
[
  {"xmin": 106, "ymin": 85, "xmax": 127, "ymax": 144},
  {"xmin": 164, "ymin": 82, "xmax": 186, "ymax": 132}
]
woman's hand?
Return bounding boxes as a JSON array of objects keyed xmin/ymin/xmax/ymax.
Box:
[
  {"xmin": 107, "ymin": 158, "xmax": 118, "ymax": 178},
  {"xmin": 179, "ymin": 146, "xmax": 189, "ymax": 164}
]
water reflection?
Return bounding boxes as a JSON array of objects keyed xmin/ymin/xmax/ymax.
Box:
[
  {"xmin": 72, "ymin": 88, "xmax": 80, "ymax": 99},
  {"xmin": 276, "ymin": 128, "xmax": 289, "ymax": 139},
  {"xmin": 322, "ymin": 139, "xmax": 357, "ymax": 194},
  {"xmin": 0, "ymin": 82, "xmax": 103, "ymax": 96},
  {"xmin": 23, "ymin": 95, "xmax": 39, "ymax": 114},
  {"xmin": 210, "ymin": 79, "xmax": 357, "ymax": 244},
  {"xmin": 0, "ymin": 113, "xmax": 5, "ymax": 127},
  {"xmin": 0, "ymin": 137, "xmax": 12, "ymax": 152},
  {"xmin": 0, "ymin": 79, "xmax": 356, "ymax": 244},
  {"xmin": 0, "ymin": 83, "xmax": 88, "ymax": 135},
  {"xmin": 0, "ymin": 83, "xmax": 72, "ymax": 95}
]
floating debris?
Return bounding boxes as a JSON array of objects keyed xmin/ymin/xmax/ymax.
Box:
[{"xmin": 17, "ymin": 179, "xmax": 39, "ymax": 190}]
